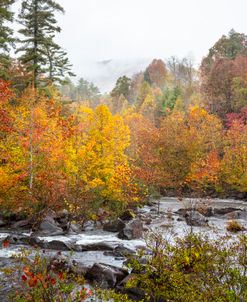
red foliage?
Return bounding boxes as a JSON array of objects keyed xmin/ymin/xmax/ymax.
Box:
[
  {"xmin": 0, "ymin": 79, "xmax": 12, "ymax": 102},
  {"xmin": 226, "ymin": 106, "xmax": 247, "ymax": 127},
  {"xmin": 2, "ymin": 239, "xmax": 10, "ymax": 248}
]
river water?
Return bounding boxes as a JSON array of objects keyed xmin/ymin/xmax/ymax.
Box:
[{"xmin": 0, "ymin": 197, "xmax": 247, "ymax": 268}]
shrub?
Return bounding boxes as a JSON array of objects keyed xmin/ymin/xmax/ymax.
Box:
[
  {"xmin": 110, "ymin": 232, "xmax": 247, "ymax": 301},
  {"xmin": 226, "ymin": 219, "xmax": 245, "ymax": 233}
]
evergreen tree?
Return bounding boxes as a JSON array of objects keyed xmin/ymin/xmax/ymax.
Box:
[
  {"xmin": 17, "ymin": 0, "xmax": 73, "ymax": 87},
  {"xmin": 0, "ymin": 0, "xmax": 15, "ymax": 78},
  {"xmin": 44, "ymin": 38, "xmax": 74, "ymax": 84}
]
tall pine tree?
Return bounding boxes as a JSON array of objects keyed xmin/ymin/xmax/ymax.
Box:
[
  {"xmin": 0, "ymin": 0, "xmax": 15, "ymax": 78},
  {"xmin": 17, "ymin": 0, "xmax": 73, "ymax": 87},
  {"xmin": 44, "ymin": 37, "xmax": 74, "ymax": 84}
]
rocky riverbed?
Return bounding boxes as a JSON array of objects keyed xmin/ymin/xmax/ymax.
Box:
[{"xmin": 0, "ymin": 197, "xmax": 247, "ymax": 301}]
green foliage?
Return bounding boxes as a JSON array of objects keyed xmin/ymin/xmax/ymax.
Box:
[
  {"xmin": 113, "ymin": 232, "xmax": 247, "ymax": 302},
  {"xmin": 111, "ymin": 76, "xmax": 131, "ymax": 100},
  {"xmin": 60, "ymin": 77, "xmax": 101, "ymax": 106},
  {"xmin": 209, "ymin": 29, "xmax": 247, "ymax": 61},
  {"xmin": 17, "ymin": 0, "xmax": 73, "ymax": 86},
  {"xmin": 0, "ymin": 0, "xmax": 15, "ymax": 78},
  {"xmin": 158, "ymin": 86, "xmax": 182, "ymax": 114}
]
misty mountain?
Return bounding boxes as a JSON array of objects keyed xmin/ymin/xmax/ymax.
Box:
[{"xmin": 77, "ymin": 58, "xmax": 152, "ymax": 93}]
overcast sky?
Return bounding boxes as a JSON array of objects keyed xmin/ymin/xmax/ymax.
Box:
[{"xmin": 13, "ymin": 0, "xmax": 247, "ymax": 91}]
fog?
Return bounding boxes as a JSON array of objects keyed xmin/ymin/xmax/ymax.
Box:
[{"xmin": 13, "ymin": 0, "xmax": 247, "ymax": 92}]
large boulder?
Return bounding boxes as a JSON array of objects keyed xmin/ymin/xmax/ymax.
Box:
[
  {"xmin": 118, "ymin": 219, "xmax": 144, "ymax": 240},
  {"xmin": 103, "ymin": 219, "xmax": 125, "ymax": 233},
  {"xmin": 37, "ymin": 215, "xmax": 64, "ymax": 236},
  {"xmin": 85, "ymin": 263, "xmax": 128, "ymax": 289},
  {"xmin": 185, "ymin": 211, "xmax": 208, "ymax": 227},
  {"xmin": 40, "ymin": 240, "xmax": 75, "ymax": 251}
]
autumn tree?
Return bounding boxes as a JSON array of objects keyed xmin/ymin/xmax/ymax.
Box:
[
  {"xmin": 0, "ymin": 81, "xmax": 28, "ymax": 211},
  {"xmin": 201, "ymin": 29, "xmax": 247, "ymax": 74},
  {"xmin": 144, "ymin": 59, "xmax": 167, "ymax": 88},
  {"xmin": 221, "ymin": 120, "xmax": 247, "ymax": 193},
  {"xmin": 124, "ymin": 113, "xmax": 162, "ymax": 195},
  {"xmin": 201, "ymin": 55, "xmax": 247, "ymax": 118},
  {"xmin": 201, "ymin": 30, "xmax": 247, "ymax": 118},
  {"xmin": 159, "ymin": 107, "xmax": 222, "ymax": 190},
  {"xmin": 65, "ymin": 105, "xmax": 135, "ymax": 214}
]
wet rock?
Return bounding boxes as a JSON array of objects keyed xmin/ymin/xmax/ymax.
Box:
[
  {"xmin": 40, "ymin": 240, "xmax": 75, "ymax": 251},
  {"xmin": 68, "ymin": 222, "xmax": 81, "ymax": 234},
  {"xmin": 197, "ymin": 206, "xmax": 214, "ymax": 217},
  {"xmin": 117, "ymin": 275, "xmax": 146, "ymax": 301},
  {"xmin": 4, "ymin": 234, "xmax": 43, "ymax": 247},
  {"xmin": 11, "ymin": 219, "xmax": 30, "ymax": 229},
  {"xmin": 56, "ymin": 217, "xmax": 69, "ymax": 230},
  {"xmin": 48, "ymin": 254, "xmax": 85, "ymax": 274},
  {"xmin": 103, "ymin": 219, "xmax": 125, "ymax": 233},
  {"xmin": 114, "ymin": 244, "xmax": 135, "ymax": 257},
  {"xmin": 185, "ymin": 211, "xmax": 208, "ymax": 227},
  {"xmin": 85, "ymin": 263, "xmax": 128, "ymax": 288},
  {"xmin": 78, "ymin": 242, "xmax": 115, "ymax": 252},
  {"xmin": 175, "ymin": 208, "xmax": 188, "ymax": 217},
  {"xmin": 119, "ymin": 209, "xmax": 136, "ymax": 221},
  {"xmin": 225, "ymin": 210, "xmax": 247, "ymax": 220},
  {"xmin": 82, "ymin": 220, "xmax": 95, "ymax": 232},
  {"xmin": 118, "ymin": 219, "xmax": 143, "ymax": 240},
  {"xmin": 176, "ymin": 207, "xmax": 213, "ymax": 218},
  {"xmin": 39, "ymin": 219, "xmax": 64, "ymax": 236},
  {"xmin": 214, "ymin": 207, "xmax": 240, "ymax": 216},
  {"xmin": 104, "ymin": 244, "xmax": 135, "ymax": 258}
]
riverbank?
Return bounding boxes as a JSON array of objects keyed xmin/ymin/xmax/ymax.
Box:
[{"xmin": 0, "ymin": 197, "xmax": 247, "ymax": 301}]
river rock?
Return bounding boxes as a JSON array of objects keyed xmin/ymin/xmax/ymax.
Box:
[
  {"xmin": 225, "ymin": 210, "xmax": 247, "ymax": 220},
  {"xmin": 11, "ymin": 219, "xmax": 30, "ymax": 229},
  {"xmin": 85, "ymin": 263, "xmax": 128, "ymax": 288},
  {"xmin": 48, "ymin": 254, "xmax": 88, "ymax": 275},
  {"xmin": 68, "ymin": 222, "xmax": 81, "ymax": 234},
  {"xmin": 37, "ymin": 215, "xmax": 64, "ymax": 236},
  {"xmin": 214, "ymin": 207, "xmax": 240, "ymax": 216},
  {"xmin": 82, "ymin": 220, "xmax": 95, "ymax": 232},
  {"xmin": 118, "ymin": 219, "xmax": 143, "ymax": 240},
  {"xmin": 119, "ymin": 209, "xmax": 136, "ymax": 221},
  {"xmin": 103, "ymin": 219, "xmax": 125, "ymax": 232},
  {"xmin": 78, "ymin": 241, "xmax": 115, "ymax": 252},
  {"xmin": 116, "ymin": 275, "xmax": 146, "ymax": 301},
  {"xmin": 185, "ymin": 211, "xmax": 208, "ymax": 227},
  {"xmin": 4, "ymin": 234, "xmax": 43, "ymax": 247},
  {"xmin": 40, "ymin": 240, "xmax": 75, "ymax": 251}
]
